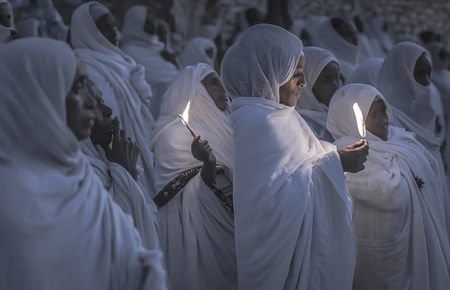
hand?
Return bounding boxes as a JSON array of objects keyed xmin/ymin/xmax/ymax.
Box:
[
  {"xmin": 191, "ymin": 135, "xmax": 216, "ymax": 164},
  {"xmin": 338, "ymin": 139, "xmax": 369, "ymax": 173},
  {"xmin": 106, "ymin": 118, "xmax": 140, "ymax": 179}
]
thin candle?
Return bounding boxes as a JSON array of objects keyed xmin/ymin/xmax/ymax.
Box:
[
  {"xmin": 353, "ymin": 102, "xmax": 366, "ymax": 138},
  {"xmin": 177, "ymin": 101, "xmax": 196, "ymax": 138}
]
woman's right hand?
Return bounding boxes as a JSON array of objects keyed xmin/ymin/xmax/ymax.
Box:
[
  {"xmin": 106, "ymin": 118, "xmax": 140, "ymax": 179},
  {"xmin": 191, "ymin": 135, "xmax": 216, "ymax": 164},
  {"xmin": 338, "ymin": 139, "xmax": 369, "ymax": 173}
]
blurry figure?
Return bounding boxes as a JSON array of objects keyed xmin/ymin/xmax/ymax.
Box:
[
  {"xmin": 178, "ymin": 36, "xmax": 217, "ymax": 68},
  {"xmin": 347, "ymin": 57, "xmax": 384, "ymax": 86},
  {"xmin": 0, "ymin": 0, "xmax": 16, "ymax": 44},
  {"xmin": 366, "ymin": 16, "xmax": 393, "ymax": 58},
  {"xmin": 16, "ymin": 17, "xmax": 46, "ymax": 37}
]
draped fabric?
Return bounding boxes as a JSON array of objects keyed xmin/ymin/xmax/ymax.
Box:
[
  {"xmin": 221, "ymin": 24, "xmax": 356, "ymax": 290},
  {"xmin": 347, "ymin": 57, "xmax": 383, "ymax": 86},
  {"xmin": 121, "ymin": 5, "xmax": 179, "ymax": 119},
  {"xmin": 151, "ymin": 63, "xmax": 237, "ymax": 290},
  {"xmin": 178, "ymin": 37, "xmax": 217, "ymax": 68},
  {"xmin": 81, "ymin": 140, "xmax": 161, "ymax": 251},
  {"xmin": 0, "ymin": 38, "xmax": 167, "ymax": 290},
  {"xmin": 327, "ymin": 83, "xmax": 450, "ymax": 290},
  {"xmin": 296, "ymin": 46, "xmax": 336, "ymax": 141},
  {"xmin": 366, "ymin": 16, "xmax": 393, "ymax": 58},
  {"xmin": 70, "ymin": 2, "xmax": 156, "ymax": 196},
  {"xmin": 313, "ymin": 18, "xmax": 359, "ymax": 81}
]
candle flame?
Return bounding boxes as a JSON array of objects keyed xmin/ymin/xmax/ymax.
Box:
[
  {"xmin": 180, "ymin": 101, "xmax": 191, "ymax": 123},
  {"xmin": 353, "ymin": 102, "xmax": 366, "ymax": 138}
]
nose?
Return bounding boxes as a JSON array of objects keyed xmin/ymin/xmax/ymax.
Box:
[{"xmin": 298, "ymin": 72, "xmax": 306, "ymax": 88}]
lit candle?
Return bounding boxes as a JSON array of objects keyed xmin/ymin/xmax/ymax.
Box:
[
  {"xmin": 177, "ymin": 101, "xmax": 196, "ymax": 138},
  {"xmin": 353, "ymin": 102, "xmax": 366, "ymax": 138}
]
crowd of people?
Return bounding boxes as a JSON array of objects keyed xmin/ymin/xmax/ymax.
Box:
[{"xmin": 1, "ymin": 0, "xmax": 450, "ymax": 289}]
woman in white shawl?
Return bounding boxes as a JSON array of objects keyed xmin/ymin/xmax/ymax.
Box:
[
  {"xmin": 70, "ymin": 2, "xmax": 156, "ymax": 196},
  {"xmin": 121, "ymin": 5, "xmax": 180, "ymax": 119},
  {"xmin": 221, "ymin": 23, "xmax": 359, "ymax": 290},
  {"xmin": 178, "ymin": 36, "xmax": 217, "ymax": 69},
  {"xmin": 366, "ymin": 16, "xmax": 393, "ymax": 58},
  {"xmin": 327, "ymin": 83, "xmax": 450, "ymax": 290},
  {"xmin": 0, "ymin": 38, "xmax": 166, "ymax": 290},
  {"xmin": 151, "ymin": 63, "xmax": 237, "ymax": 290},
  {"xmin": 0, "ymin": 0, "xmax": 15, "ymax": 44},
  {"xmin": 296, "ymin": 46, "xmax": 340, "ymax": 142},
  {"xmin": 378, "ymin": 41, "xmax": 445, "ymax": 165},
  {"xmin": 314, "ymin": 17, "xmax": 359, "ymax": 83},
  {"xmin": 347, "ymin": 57, "xmax": 384, "ymax": 86}
]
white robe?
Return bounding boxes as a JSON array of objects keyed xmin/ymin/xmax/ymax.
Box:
[
  {"xmin": 151, "ymin": 63, "xmax": 237, "ymax": 290},
  {"xmin": 120, "ymin": 5, "xmax": 179, "ymax": 119},
  {"xmin": 221, "ymin": 24, "xmax": 356, "ymax": 290},
  {"xmin": 70, "ymin": 2, "xmax": 156, "ymax": 196},
  {"xmin": 327, "ymin": 83, "xmax": 450, "ymax": 290},
  {"xmin": 0, "ymin": 38, "xmax": 167, "ymax": 290}
]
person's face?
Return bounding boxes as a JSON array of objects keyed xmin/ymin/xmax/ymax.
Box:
[
  {"xmin": 0, "ymin": 3, "xmax": 12, "ymax": 28},
  {"xmin": 89, "ymin": 78, "xmax": 114, "ymax": 149},
  {"xmin": 95, "ymin": 13, "xmax": 120, "ymax": 47},
  {"xmin": 279, "ymin": 55, "xmax": 306, "ymax": 107},
  {"xmin": 365, "ymin": 98, "xmax": 389, "ymax": 141},
  {"xmin": 312, "ymin": 61, "xmax": 340, "ymax": 106},
  {"xmin": 66, "ymin": 72, "xmax": 97, "ymax": 140},
  {"xmin": 144, "ymin": 8, "xmax": 156, "ymax": 35},
  {"xmin": 413, "ymin": 53, "xmax": 432, "ymax": 86},
  {"xmin": 336, "ymin": 21, "xmax": 358, "ymax": 46},
  {"xmin": 201, "ymin": 72, "xmax": 229, "ymax": 111}
]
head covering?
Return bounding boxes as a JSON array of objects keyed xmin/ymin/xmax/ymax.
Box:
[
  {"xmin": 89, "ymin": 2, "xmax": 109, "ymax": 21},
  {"xmin": 326, "ymin": 83, "xmax": 450, "ymax": 290},
  {"xmin": 221, "ymin": 24, "xmax": 355, "ymax": 290},
  {"xmin": 366, "ymin": 16, "xmax": 393, "ymax": 58},
  {"xmin": 427, "ymin": 42, "xmax": 449, "ymax": 71},
  {"xmin": 0, "ymin": 38, "xmax": 166, "ymax": 290},
  {"xmin": 347, "ymin": 57, "xmax": 384, "ymax": 86},
  {"xmin": 178, "ymin": 37, "xmax": 217, "ymax": 68},
  {"xmin": 16, "ymin": 18, "xmax": 44, "ymax": 38},
  {"xmin": 121, "ymin": 5, "xmax": 159, "ymax": 46},
  {"xmin": 314, "ymin": 18, "xmax": 359, "ymax": 79},
  {"xmin": 291, "ymin": 19, "xmax": 305, "ymax": 38},
  {"xmin": 221, "ymin": 24, "xmax": 303, "ymax": 103},
  {"xmin": 151, "ymin": 63, "xmax": 233, "ymax": 191},
  {"xmin": 378, "ymin": 41, "xmax": 435, "ymax": 131}
]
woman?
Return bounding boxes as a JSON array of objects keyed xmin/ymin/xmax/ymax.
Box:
[
  {"xmin": 78, "ymin": 77, "xmax": 161, "ymax": 251},
  {"xmin": 296, "ymin": 46, "xmax": 340, "ymax": 142},
  {"xmin": 0, "ymin": 38, "xmax": 166, "ymax": 290},
  {"xmin": 150, "ymin": 63, "xmax": 237, "ymax": 290},
  {"xmin": 327, "ymin": 83, "xmax": 450, "ymax": 290},
  {"xmin": 178, "ymin": 36, "xmax": 217, "ymax": 68},
  {"xmin": 70, "ymin": 1, "xmax": 156, "ymax": 196},
  {"xmin": 121, "ymin": 5, "xmax": 179, "ymax": 119},
  {"xmin": 378, "ymin": 41, "xmax": 444, "ymax": 165},
  {"xmin": 314, "ymin": 17, "xmax": 359, "ymax": 83},
  {"xmin": 221, "ymin": 23, "xmax": 364, "ymax": 290}
]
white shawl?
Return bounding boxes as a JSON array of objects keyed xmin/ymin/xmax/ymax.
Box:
[
  {"xmin": 81, "ymin": 140, "xmax": 161, "ymax": 251},
  {"xmin": 120, "ymin": 5, "xmax": 179, "ymax": 119},
  {"xmin": 0, "ymin": 38, "xmax": 166, "ymax": 290},
  {"xmin": 71, "ymin": 2, "xmax": 156, "ymax": 195},
  {"xmin": 178, "ymin": 37, "xmax": 217, "ymax": 68},
  {"xmin": 296, "ymin": 46, "xmax": 336, "ymax": 141},
  {"xmin": 366, "ymin": 16, "xmax": 393, "ymax": 58},
  {"xmin": 347, "ymin": 57, "xmax": 383, "ymax": 86},
  {"xmin": 327, "ymin": 83, "xmax": 450, "ymax": 290},
  {"xmin": 151, "ymin": 63, "xmax": 237, "ymax": 290},
  {"xmin": 314, "ymin": 18, "xmax": 359, "ymax": 81},
  {"xmin": 221, "ymin": 24, "xmax": 356, "ymax": 290}
]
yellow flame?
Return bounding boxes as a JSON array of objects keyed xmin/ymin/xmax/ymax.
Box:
[{"xmin": 353, "ymin": 102, "xmax": 366, "ymax": 138}]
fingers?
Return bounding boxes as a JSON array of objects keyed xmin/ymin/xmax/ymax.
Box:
[{"xmin": 112, "ymin": 117, "xmax": 120, "ymax": 144}]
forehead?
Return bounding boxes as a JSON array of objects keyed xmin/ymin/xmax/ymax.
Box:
[
  {"xmin": 296, "ymin": 54, "xmax": 305, "ymax": 68},
  {"xmin": 202, "ymin": 72, "xmax": 219, "ymax": 82},
  {"xmin": 322, "ymin": 61, "xmax": 339, "ymax": 73}
]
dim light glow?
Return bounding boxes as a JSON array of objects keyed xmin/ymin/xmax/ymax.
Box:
[{"xmin": 353, "ymin": 102, "xmax": 366, "ymax": 138}]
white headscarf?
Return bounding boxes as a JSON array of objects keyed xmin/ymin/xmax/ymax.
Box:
[
  {"xmin": 314, "ymin": 18, "xmax": 359, "ymax": 80},
  {"xmin": 290, "ymin": 19, "xmax": 305, "ymax": 38},
  {"xmin": 366, "ymin": 16, "xmax": 393, "ymax": 58},
  {"xmin": 296, "ymin": 46, "xmax": 337, "ymax": 128},
  {"xmin": 378, "ymin": 41, "xmax": 438, "ymax": 138},
  {"xmin": 178, "ymin": 37, "xmax": 217, "ymax": 68},
  {"xmin": 151, "ymin": 63, "xmax": 233, "ymax": 191},
  {"xmin": 347, "ymin": 57, "xmax": 384, "ymax": 86},
  {"xmin": 0, "ymin": 38, "xmax": 166, "ymax": 290},
  {"xmin": 327, "ymin": 83, "xmax": 450, "ymax": 290},
  {"xmin": 16, "ymin": 17, "xmax": 45, "ymax": 38},
  {"xmin": 221, "ymin": 24, "xmax": 355, "ymax": 290},
  {"xmin": 71, "ymin": 1, "xmax": 156, "ymax": 194}
]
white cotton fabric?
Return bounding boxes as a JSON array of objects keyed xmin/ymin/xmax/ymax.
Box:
[
  {"xmin": 151, "ymin": 63, "xmax": 237, "ymax": 290},
  {"xmin": 89, "ymin": 2, "xmax": 109, "ymax": 21},
  {"xmin": 151, "ymin": 63, "xmax": 233, "ymax": 191},
  {"xmin": 0, "ymin": 38, "xmax": 167, "ymax": 290},
  {"xmin": 221, "ymin": 24, "xmax": 356, "ymax": 290},
  {"xmin": 296, "ymin": 46, "xmax": 336, "ymax": 141},
  {"xmin": 347, "ymin": 57, "xmax": 383, "ymax": 86},
  {"xmin": 291, "ymin": 19, "xmax": 305, "ymax": 38},
  {"xmin": 314, "ymin": 19, "xmax": 359, "ymax": 81},
  {"xmin": 121, "ymin": 5, "xmax": 179, "ymax": 119},
  {"xmin": 81, "ymin": 140, "xmax": 161, "ymax": 251},
  {"xmin": 366, "ymin": 16, "xmax": 393, "ymax": 58},
  {"xmin": 178, "ymin": 37, "xmax": 217, "ymax": 68},
  {"xmin": 16, "ymin": 18, "xmax": 45, "ymax": 38},
  {"xmin": 327, "ymin": 83, "xmax": 450, "ymax": 290},
  {"xmin": 71, "ymin": 2, "xmax": 156, "ymax": 196}
]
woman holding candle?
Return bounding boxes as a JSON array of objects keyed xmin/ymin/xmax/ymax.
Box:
[
  {"xmin": 150, "ymin": 63, "xmax": 237, "ymax": 290},
  {"xmin": 327, "ymin": 83, "xmax": 450, "ymax": 290},
  {"xmin": 220, "ymin": 23, "xmax": 367, "ymax": 290}
]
